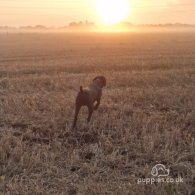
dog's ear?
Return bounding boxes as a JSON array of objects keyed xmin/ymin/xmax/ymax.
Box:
[{"xmin": 93, "ymin": 76, "xmax": 106, "ymax": 87}]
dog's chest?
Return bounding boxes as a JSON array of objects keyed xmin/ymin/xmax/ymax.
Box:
[{"xmin": 89, "ymin": 87, "xmax": 100, "ymax": 101}]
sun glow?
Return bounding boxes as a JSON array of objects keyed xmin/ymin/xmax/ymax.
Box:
[{"xmin": 95, "ymin": 0, "xmax": 130, "ymax": 25}]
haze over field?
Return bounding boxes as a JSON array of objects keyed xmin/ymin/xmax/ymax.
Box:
[{"xmin": 1, "ymin": 0, "xmax": 195, "ymax": 27}]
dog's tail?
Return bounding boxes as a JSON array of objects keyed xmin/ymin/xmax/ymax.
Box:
[{"xmin": 80, "ymin": 86, "xmax": 83, "ymax": 92}]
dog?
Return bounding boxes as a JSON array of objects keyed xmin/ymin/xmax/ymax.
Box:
[{"xmin": 73, "ymin": 76, "xmax": 106, "ymax": 128}]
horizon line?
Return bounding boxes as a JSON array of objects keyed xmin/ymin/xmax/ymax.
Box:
[{"xmin": 1, "ymin": 22, "xmax": 195, "ymax": 28}]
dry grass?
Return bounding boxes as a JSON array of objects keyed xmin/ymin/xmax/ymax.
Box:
[{"xmin": 0, "ymin": 32, "xmax": 195, "ymax": 195}]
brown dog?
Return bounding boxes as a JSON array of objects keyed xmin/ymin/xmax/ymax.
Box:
[{"xmin": 73, "ymin": 76, "xmax": 106, "ymax": 128}]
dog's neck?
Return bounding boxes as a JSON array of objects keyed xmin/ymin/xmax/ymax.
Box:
[
  {"xmin": 91, "ymin": 79, "xmax": 102, "ymax": 89},
  {"xmin": 93, "ymin": 79, "xmax": 102, "ymax": 88}
]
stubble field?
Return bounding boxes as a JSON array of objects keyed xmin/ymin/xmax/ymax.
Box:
[{"xmin": 0, "ymin": 32, "xmax": 195, "ymax": 195}]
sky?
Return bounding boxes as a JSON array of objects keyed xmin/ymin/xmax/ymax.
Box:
[{"xmin": 0, "ymin": 0, "xmax": 195, "ymax": 26}]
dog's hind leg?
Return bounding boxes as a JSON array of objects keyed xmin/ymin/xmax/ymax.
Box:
[
  {"xmin": 73, "ymin": 104, "xmax": 81, "ymax": 128},
  {"xmin": 87, "ymin": 104, "xmax": 94, "ymax": 123}
]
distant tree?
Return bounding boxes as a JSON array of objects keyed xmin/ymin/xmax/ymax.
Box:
[{"xmin": 68, "ymin": 21, "xmax": 95, "ymax": 28}]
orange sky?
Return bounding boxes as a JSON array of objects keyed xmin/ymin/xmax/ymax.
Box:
[{"xmin": 0, "ymin": 0, "xmax": 195, "ymax": 26}]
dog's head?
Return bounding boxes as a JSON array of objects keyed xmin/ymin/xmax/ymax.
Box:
[{"xmin": 93, "ymin": 76, "xmax": 106, "ymax": 88}]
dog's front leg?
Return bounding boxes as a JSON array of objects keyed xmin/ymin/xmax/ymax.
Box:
[{"xmin": 94, "ymin": 98, "xmax": 101, "ymax": 110}]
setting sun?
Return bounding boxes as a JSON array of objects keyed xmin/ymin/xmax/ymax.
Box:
[{"xmin": 95, "ymin": 0, "xmax": 130, "ymax": 25}]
